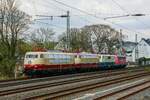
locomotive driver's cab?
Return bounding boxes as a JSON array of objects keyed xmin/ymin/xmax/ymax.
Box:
[{"xmin": 24, "ymin": 53, "xmax": 39, "ymax": 65}]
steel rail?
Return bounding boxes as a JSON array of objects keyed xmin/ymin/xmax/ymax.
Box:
[
  {"xmin": 25, "ymin": 72, "xmax": 150, "ymax": 100},
  {"xmin": 95, "ymin": 80, "xmax": 150, "ymax": 100},
  {"xmin": 0, "ymin": 69, "xmax": 139, "ymax": 96}
]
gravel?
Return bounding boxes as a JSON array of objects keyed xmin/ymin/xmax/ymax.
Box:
[{"xmin": 0, "ymin": 72, "xmax": 141, "ymax": 100}]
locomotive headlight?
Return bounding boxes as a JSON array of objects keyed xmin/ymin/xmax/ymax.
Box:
[{"xmin": 34, "ymin": 65, "xmax": 38, "ymax": 69}]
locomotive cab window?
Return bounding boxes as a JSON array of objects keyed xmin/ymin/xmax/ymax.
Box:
[
  {"xmin": 26, "ymin": 54, "xmax": 38, "ymax": 58},
  {"xmin": 99, "ymin": 56, "xmax": 101, "ymax": 59},
  {"xmin": 40, "ymin": 54, "xmax": 44, "ymax": 58},
  {"xmin": 108, "ymin": 56, "xmax": 111, "ymax": 59},
  {"xmin": 79, "ymin": 55, "xmax": 81, "ymax": 58},
  {"xmin": 74, "ymin": 55, "xmax": 77, "ymax": 58}
]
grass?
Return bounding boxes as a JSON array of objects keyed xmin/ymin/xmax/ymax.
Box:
[
  {"xmin": 144, "ymin": 66, "xmax": 150, "ymax": 72},
  {"xmin": 0, "ymin": 76, "xmax": 11, "ymax": 80},
  {"xmin": 0, "ymin": 74, "xmax": 24, "ymax": 80}
]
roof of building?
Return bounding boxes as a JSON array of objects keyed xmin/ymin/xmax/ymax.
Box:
[
  {"xmin": 122, "ymin": 41, "xmax": 137, "ymax": 52},
  {"xmin": 142, "ymin": 38, "xmax": 150, "ymax": 46},
  {"xmin": 123, "ymin": 38, "xmax": 150, "ymax": 52}
]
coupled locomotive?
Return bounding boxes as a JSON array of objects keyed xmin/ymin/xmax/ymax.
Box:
[{"xmin": 24, "ymin": 52, "xmax": 126, "ymax": 76}]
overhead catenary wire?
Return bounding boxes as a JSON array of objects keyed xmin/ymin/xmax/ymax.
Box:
[
  {"xmin": 35, "ymin": 0, "xmax": 135, "ymax": 29},
  {"xmin": 50, "ymin": 0, "xmax": 104, "ymax": 18},
  {"xmin": 42, "ymin": 0, "xmax": 67, "ymax": 12},
  {"xmin": 111, "ymin": 0, "xmax": 128, "ymax": 14},
  {"xmin": 111, "ymin": 0, "xmax": 150, "ymax": 29},
  {"xmin": 35, "ymin": 0, "xmax": 97, "ymax": 27},
  {"xmin": 49, "ymin": 0, "xmax": 143, "ymax": 34},
  {"xmin": 30, "ymin": 0, "xmax": 66, "ymax": 28}
]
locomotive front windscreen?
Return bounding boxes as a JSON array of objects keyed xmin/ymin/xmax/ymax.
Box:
[{"xmin": 26, "ymin": 54, "xmax": 38, "ymax": 59}]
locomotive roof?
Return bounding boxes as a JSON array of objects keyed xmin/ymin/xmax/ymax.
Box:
[
  {"xmin": 25, "ymin": 52, "xmax": 124, "ymax": 57},
  {"xmin": 99, "ymin": 54, "xmax": 115, "ymax": 56},
  {"xmin": 26, "ymin": 52, "xmax": 95, "ymax": 55},
  {"xmin": 25, "ymin": 52, "xmax": 75, "ymax": 55}
]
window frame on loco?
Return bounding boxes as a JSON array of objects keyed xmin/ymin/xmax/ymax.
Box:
[{"xmin": 26, "ymin": 54, "xmax": 38, "ymax": 59}]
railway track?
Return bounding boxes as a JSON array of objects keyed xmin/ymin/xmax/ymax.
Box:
[
  {"xmin": 26, "ymin": 71, "xmax": 150, "ymax": 100},
  {"xmin": 0, "ymin": 67, "xmax": 149, "ymax": 100},
  {"xmin": 94, "ymin": 80, "xmax": 150, "ymax": 100},
  {"xmin": 0, "ymin": 68, "xmax": 143, "ymax": 96},
  {"xmin": 0, "ymin": 67, "xmax": 144, "ymax": 88}
]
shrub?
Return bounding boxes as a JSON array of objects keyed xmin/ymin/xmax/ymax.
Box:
[{"xmin": 0, "ymin": 58, "xmax": 16, "ymax": 78}]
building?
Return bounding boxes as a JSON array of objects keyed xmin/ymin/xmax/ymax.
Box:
[
  {"xmin": 123, "ymin": 41, "xmax": 137, "ymax": 62},
  {"xmin": 123, "ymin": 38, "xmax": 150, "ymax": 62}
]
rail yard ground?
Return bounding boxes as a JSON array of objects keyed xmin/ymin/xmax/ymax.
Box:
[{"xmin": 0, "ymin": 66, "xmax": 149, "ymax": 100}]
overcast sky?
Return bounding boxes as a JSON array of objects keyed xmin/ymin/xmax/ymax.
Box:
[{"xmin": 18, "ymin": 0, "xmax": 150, "ymax": 41}]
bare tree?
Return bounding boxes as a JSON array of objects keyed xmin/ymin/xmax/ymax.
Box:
[
  {"xmin": 57, "ymin": 24, "xmax": 125, "ymax": 54},
  {"xmin": 80, "ymin": 27, "xmax": 93, "ymax": 52},
  {"xmin": 84, "ymin": 24, "xmax": 120, "ymax": 53},
  {"xmin": 57, "ymin": 28, "xmax": 93, "ymax": 52},
  {"xmin": 30, "ymin": 28, "xmax": 55, "ymax": 49},
  {"xmin": 0, "ymin": 0, "xmax": 30, "ymax": 77},
  {"xmin": 0, "ymin": 0, "xmax": 30, "ymax": 58},
  {"xmin": 57, "ymin": 28, "xmax": 80, "ymax": 51},
  {"xmin": 68, "ymin": 28, "xmax": 81, "ymax": 51}
]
